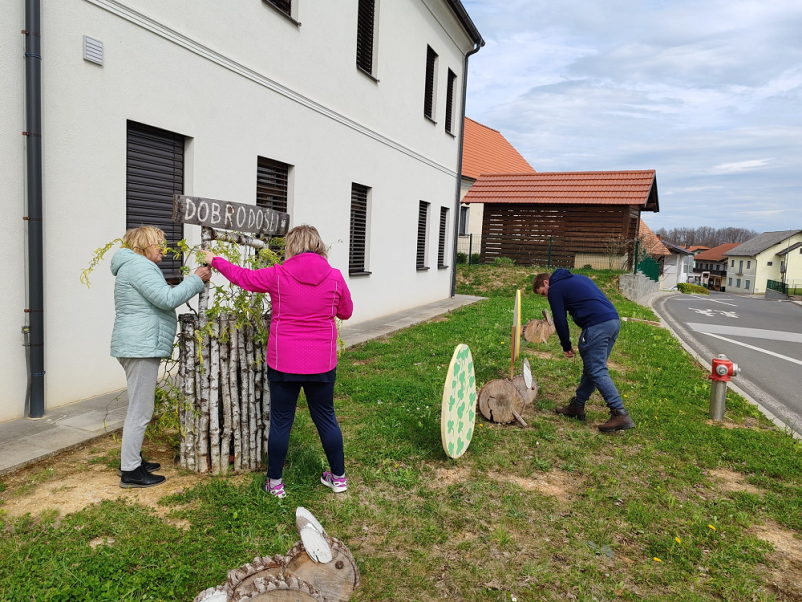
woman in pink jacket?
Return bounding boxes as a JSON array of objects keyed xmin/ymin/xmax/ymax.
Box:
[{"xmin": 201, "ymin": 225, "xmax": 353, "ymax": 498}]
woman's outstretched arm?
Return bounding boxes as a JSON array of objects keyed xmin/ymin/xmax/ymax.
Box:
[{"xmin": 203, "ymin": 251, "xmax": 276, "ymax": 293}]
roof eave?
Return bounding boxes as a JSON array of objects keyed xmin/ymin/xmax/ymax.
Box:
[{"xmin": 445, "ymin": 0, "xmax": 484, "ymax": 46}]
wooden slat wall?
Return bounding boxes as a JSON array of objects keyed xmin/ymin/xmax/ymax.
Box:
[{"xmin": 480, "ymin": 204, "xmax": 643, "ymax": 267}]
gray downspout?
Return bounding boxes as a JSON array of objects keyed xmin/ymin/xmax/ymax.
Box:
[
  {"xmin": 450, "ymin": 38, "xmax": 484, "ymax": 297},
  {"xmin": 24, "ymin": 0, "xmax": 45, "ymax": 418}
]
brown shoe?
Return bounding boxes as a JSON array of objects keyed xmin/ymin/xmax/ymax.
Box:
[
  {"xmin": 598, "ymin": 409, "xmax": 635, "ymax": 432},
  {"xmin": 555, "ymin": 398, "xmax": 586, "ymax": 421}
]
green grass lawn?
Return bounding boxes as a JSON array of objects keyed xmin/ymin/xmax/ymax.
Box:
[{"xmin": 1, "ymin": 265, "xmax": 801, "ymax": 601}]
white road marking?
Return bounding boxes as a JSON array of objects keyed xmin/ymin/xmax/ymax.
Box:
[
  {"xmin": 690, "ymin": 308, "xmax": 717, "ymax": 317},
  {"xmin": 689, "ymin": 294, "xmax": 737, "ymax": 306},
  {"xmin": 686, "ymin": 323, "xmax": 802, "ymax": 343},
  {"xmin": 699, "ymin": 332, "xmax": 802, "ymax": 367}
]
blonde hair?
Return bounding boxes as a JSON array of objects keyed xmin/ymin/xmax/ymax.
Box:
[
  {"xmin": 284, "ymin": 224, "xmax": 327, "ymax": 259},
  {"xmin": 122, "ymin": 225, "xmax": 166, "ymax": 256}
]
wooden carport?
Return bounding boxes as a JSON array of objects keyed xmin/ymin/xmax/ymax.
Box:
[{"xmin": 461, "ymin": 170, "xmax": 660, "ymax": 267}]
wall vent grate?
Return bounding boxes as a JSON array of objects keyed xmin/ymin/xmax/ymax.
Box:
[{"xmin": 83, "ymin": 36, "xmax": 103, "ymax": 65}]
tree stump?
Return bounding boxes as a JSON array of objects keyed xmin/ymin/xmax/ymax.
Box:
[
  {"xmin": 230, "ymin": 573, "xmax": 326, "ymax": 602},
  {"xmin": 226, "ymin": 556, "xmax": 287, "ymax": 600},
  {"xmin": 523, "ymin": 309, "xmax": 556, "ymax": 344},
  {"xmin": 477, "ymin": 379, "xmax": 525, "ymax": 424},
  {"xmin": 285, "ymin": 537, "xmax": 360, "ymax": 602}
]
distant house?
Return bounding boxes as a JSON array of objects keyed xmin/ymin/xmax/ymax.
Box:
[
  {"xmin": 687, "ymin": 245, "xmax": 710, "ymax": 256},
  {"xmin": 691, "ymin": 243, "xmax": 740, "ymax": 291},
  {"xmin": 461, "ymin": 170, "xmax": 659, "ymax": 267},
  {"xmin": 639, "ymin": 221, "xmax": 671, "ymax": 260},
  {"xmin": 723, "ymin": 230, "xmax": 802, "ymax": 294},
  {"xmin": 458, "ymin": 118, "xmax": 535, "ymax": 255},
  {"xmin": 660, "ymin": 239, "xmax": 694, "ymax": 290}
]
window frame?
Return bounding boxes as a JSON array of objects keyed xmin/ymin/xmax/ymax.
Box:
[
  {"xmin": 256, "ymin": 156, "xmax": 291, "ymax": 215},
  {"xmin": 444, "ymin": 69, "xmax": 457, "ymax": 134},
  {"xmin": 416, "ymin": 201, "xmax": 430, "ymax": 270},
  {"xmin": 349, "ymin": 183, "xmax": 371, "ymax": 276},
  {"xmin": 458, "ymin": 205, "xmax": 469, "ymax": 236},
  {"xmin": 356, "ymin": 0, "xmax": 379, "ymax": 80},
  {"xmin": 263, "ymin": 0, "xmax": 301, "ymax": 25},
  {"xmin": 423, "ymin": 45, "xmax": 439, "ymax": 122},
  {"xmin": 437, "ymin": 207, "xmax": 449, "ymax": 269}
]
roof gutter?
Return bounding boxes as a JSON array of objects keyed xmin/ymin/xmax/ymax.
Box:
[
  {"xmin": 24, "ymin": 0, "xmax": 45, "ymax": 418},
  {"xmin": 450, "ymin": 35, "xmax": 485, "ymax": 297}
]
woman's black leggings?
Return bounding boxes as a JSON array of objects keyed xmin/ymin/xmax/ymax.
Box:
[{"xmin": 266, "ymin": 378, "xmax": 345, "ymax": 479}]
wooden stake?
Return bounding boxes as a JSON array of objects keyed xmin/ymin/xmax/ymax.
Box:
[
  {"xmin": 219, "ymin": 316, "xmax": 232, "ymax": 476},
  {"xmin": 229, "ymin": 318, "xmax": 242, "ymax": 472}
]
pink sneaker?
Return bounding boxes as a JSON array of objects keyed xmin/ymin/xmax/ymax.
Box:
[
  {"xmin": 320, "ymin": 472, "xmax": 347, "ymax": 493},
  {"xmin": 262, "ymin": 480, "xmax": 286, "ymax": 499}
]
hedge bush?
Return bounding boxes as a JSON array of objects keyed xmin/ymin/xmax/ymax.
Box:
[{"xmin": 677, "ymin": 282, "xmax": 710, "ymax": 294}]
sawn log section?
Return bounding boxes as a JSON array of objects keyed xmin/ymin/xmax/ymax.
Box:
[
  {"xmin": 480, "ymin": 203, "xmax": 641, "ymax": 267},
  {"xmin": 173, "ymin": 194, "xmax": 290, "ymax": 237}
]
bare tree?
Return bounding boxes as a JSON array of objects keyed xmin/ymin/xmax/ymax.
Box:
[{"xmin": 655, "ymin": 226, "xmax": 758, "ymax": 248}]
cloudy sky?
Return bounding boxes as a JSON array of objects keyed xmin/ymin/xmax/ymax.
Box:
[{"xmin": 462, "ymin": 0, "xmax": 802, "ymax": 232}]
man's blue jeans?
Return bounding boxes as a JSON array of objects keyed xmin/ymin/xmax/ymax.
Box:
[{"xmin": 574, "ymin": 319, "xmax": 625, "ymax": 411}]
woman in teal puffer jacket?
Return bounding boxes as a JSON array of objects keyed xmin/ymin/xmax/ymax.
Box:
[{"xmin": 110, "ymin": 226, "xmax": 211, "ymax": 488}]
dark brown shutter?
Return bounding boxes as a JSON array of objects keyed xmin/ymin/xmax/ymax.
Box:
[
  {"xmin": 126, "ymin": 121, "xmax": 184, "ymax": 282},
  {"xmin": 445, "ymin": 69, "xmax": 456, "ymax": 133},
  {"xmin": 256, "ymin": 157, "xmax": 289, "ymax": 213},
  {"xmin": 417, "ymin": 201, "xmax": 429, "ymax": 269},
  {"xmin": 423, "ymin": 46, "xmax": 437, "ymax": 119},
  {"xmin": 438, "ymin": 207, "xmax": 448, "ymax": 268},
  {"xmin": 268, "ymin": 0, "xmax": 291, "ymax": 17},
  {"xmin": 349, "ymin": 184, "xmax": 369, "ymax": 274},
  {"xmin": 356, "ymin": 0, "xmax": 375, "ymax": 74}
]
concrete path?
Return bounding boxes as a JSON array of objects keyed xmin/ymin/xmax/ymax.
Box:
[{"xmin": 0, "ymin": 294, "xmax": 485, "ymax": 476}]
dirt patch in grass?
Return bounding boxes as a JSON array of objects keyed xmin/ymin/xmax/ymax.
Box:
[
  {"xmin": 488, "ymin": 470, "xmax": 584, "ymax": 503},
  {"xmin": 705, "ymin": 418, "xmax": 765, "ymax": 430},
  {"xmin": 525, "ymin": 349, "xmax": 555, "ymax": 360},
  {"xmin": 350, "ymin": 358, "xmax": 375, "ymax": 366},
  {"xmin": 607, "ymin": 360, "xmax": 628, "ymax": 373},
  {"xmin": 431, "ymin": 466, "xmax": 471, "ymax": 488},
  {"xmin": 0, "ymin": 432, "xmax": 248, "ymax": 521},
  {"xmin": 708, "ymin": 469, "xmax": 763, "ymax": 496},
  {"xmin": 753, "ymin": 521, "xmax": 802, "ymax": 601}
]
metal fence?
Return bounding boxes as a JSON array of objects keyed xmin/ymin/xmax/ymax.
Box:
[
  {"xmin": 456, "ymin": 235, "xmax": 482, "ymax": 265},
  {"xmin": 768, "ymin": 279, "xmax": 802, "ymax": 296}
]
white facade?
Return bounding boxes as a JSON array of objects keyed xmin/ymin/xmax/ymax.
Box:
[
  {"xmin": 0, "ymin": 0, "xmax": 478, "ymax": 421},
  {"xmin": 661, "ymin": 253, "xmax": 694, "ymax": 290}
]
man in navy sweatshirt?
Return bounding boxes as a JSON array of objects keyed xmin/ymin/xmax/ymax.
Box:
[{"xmin": 534, "ymin": 269, "xmax": 635, "ymax": 432}]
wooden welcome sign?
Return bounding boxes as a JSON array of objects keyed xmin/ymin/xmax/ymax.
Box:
[{"xmin": 172, "ymin": 194, "xmax": 290, "ymax": 237}]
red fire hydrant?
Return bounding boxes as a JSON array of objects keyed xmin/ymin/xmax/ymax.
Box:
[{"xmin": 709, "ymin": 354, "xmax": 740, "ymax": 420}]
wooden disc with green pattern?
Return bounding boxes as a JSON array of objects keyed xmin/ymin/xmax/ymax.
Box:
[{"xmin": 441, "ymin": 344, "xmax": 477, "ymax": 459}]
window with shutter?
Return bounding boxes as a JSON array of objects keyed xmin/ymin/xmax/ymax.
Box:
[
  {"xmin": 438, "ymin": 207, "xmax": 448, "ymax": 269},
  {"xmin": 126, "ymin": 121, "xmax": 184, "ymax": 283},
  {"xmin": 350, "ymin": 184, "xmax": 370, "ymax": 275},
  {"xmin": 256, "ymin": 157, "xmax": 289, "ymax": 213},
  {"xmin": 423, "ymin": 46, "xmax": 438, "ymax": 120},
  {"xmin": 356, "ymin": 0, "xmax": 376, "ymax": 75},
  {"xmin": 266, "ymin": 0, "xmax": 292, "ymax": 17},
  {"xmin": 417, "ymin": 201, "xmax": 430, "ymax": 270},
  {"xmin": 445, "ymin": 69, "xmax": 456, "ymax": 133},
  {"xmin": 459, "ymin": 206, "xmax": 469, "ymax": 236}
]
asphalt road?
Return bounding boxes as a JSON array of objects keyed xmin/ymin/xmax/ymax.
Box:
[{"xmin": 653, "ymin": 292, "xmax": 802, "ymax": 434}]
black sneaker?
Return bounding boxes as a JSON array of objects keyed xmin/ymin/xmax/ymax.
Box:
[
  {"xmin": 117, "ymin": 453, "xmax": 161, "ymax": 477},
  {"xmin": 119, "ymin": 465, "xmax": 166, "ymax": 489}
]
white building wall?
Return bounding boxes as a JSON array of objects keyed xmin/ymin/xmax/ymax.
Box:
[{"xmin": 0, "ymin": 0, "xmax": 475, "ymax": 421}]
